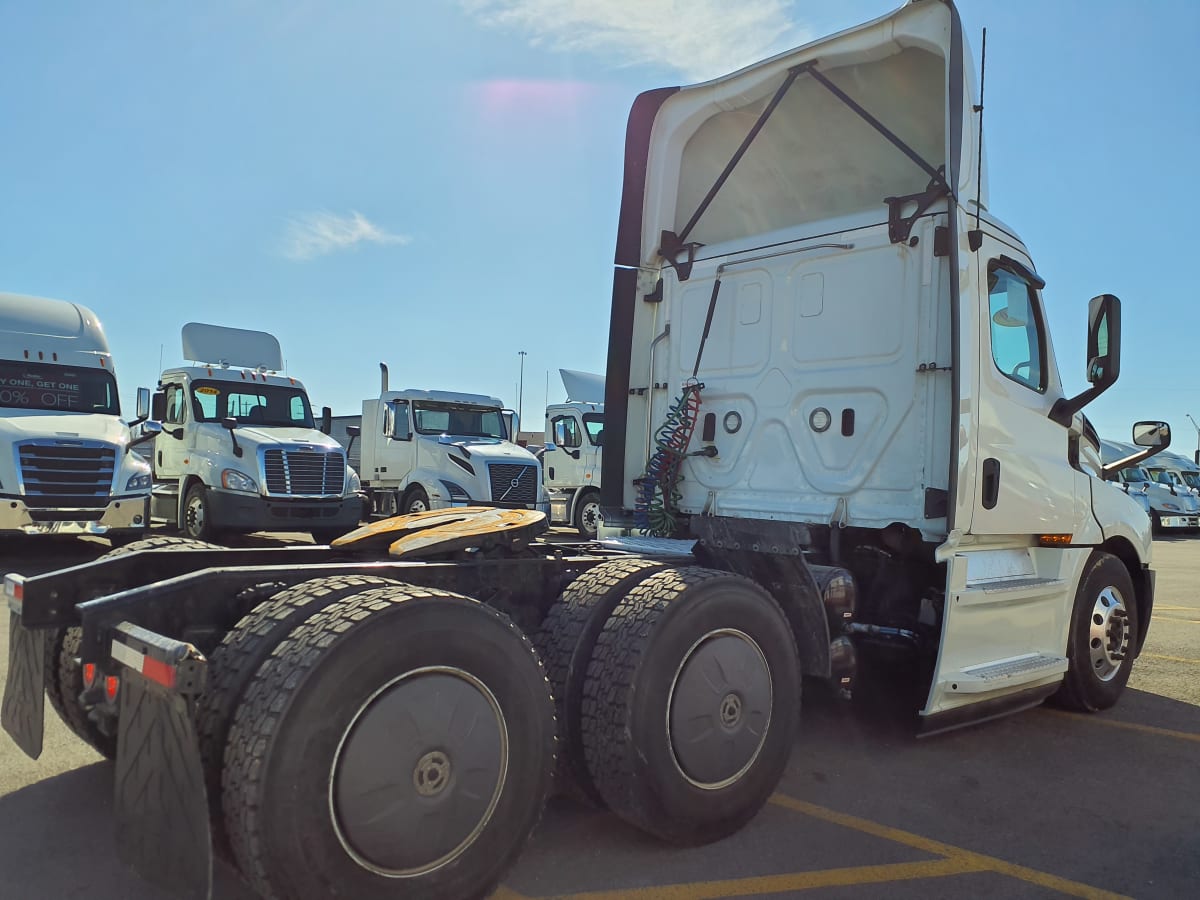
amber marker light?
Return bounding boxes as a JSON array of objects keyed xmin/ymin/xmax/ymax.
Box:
[{"xmin": 1037, "ymin": 534, "xmax": 1073, "ymax": 547}]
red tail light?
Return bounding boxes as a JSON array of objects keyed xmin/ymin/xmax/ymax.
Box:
[
  {"xmin": 104, "ymin": 676, "xmax": 120, "ymax": 703},
  {"xmin": 82, "ymin": 663, "xmax": 97, "ymax": 689}
]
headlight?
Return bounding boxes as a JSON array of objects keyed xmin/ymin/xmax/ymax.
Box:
[
  {"xmin": 125, "ymin": 472, "xmax": 152, "ymax": 492},
  {"xmin": 347, "ymin": 467, "xmax": 361, "ymax": 493},
  {"xmin": 221, "ymin": 468, "xmax": 258, "ymax": 493}
]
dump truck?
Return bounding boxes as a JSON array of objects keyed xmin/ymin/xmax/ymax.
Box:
[{"xmin": 0, "ymin": 3, "xmax": 1170, "ymax": 899}]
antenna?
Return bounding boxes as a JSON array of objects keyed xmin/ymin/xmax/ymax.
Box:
[{"xmin": 972, "ymin": 27, "xmax": 988, "ymax": 239}]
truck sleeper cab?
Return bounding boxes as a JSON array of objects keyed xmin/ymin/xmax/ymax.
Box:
[
  {"xmin": 150, "ymin": 323, "xmax": 361, "ymax": 543},
  {"xmin": 0, "ymin": 292, "xmax": 154, "ymax": 539},
  {"xmin": 357, "ymin": 364, "xmax": 549, "ymax": 517}
]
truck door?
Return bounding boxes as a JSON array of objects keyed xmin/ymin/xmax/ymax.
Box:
[
  {"xmin": 582, "ymin": 412, "xmax": 604, "ymax": 488},
  {"xmin": 968, "ymin": 245, "xmax": 1078, "ymax": 535},
  {"xmin": 545, "ymin": 413, "xmax": 584, "ymax": 487},
  {"xmin": 154, "ymin": 382, "xmax": 189, "ymax": 479},
  {"xmin": 380, "ymin": 399, "xmax": 416, "ymax": 486}
]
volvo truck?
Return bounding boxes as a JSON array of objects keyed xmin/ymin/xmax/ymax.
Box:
[
  {"xmin": 0, "ymin": 292, "xmax": 156, "ymax": 540},
  {"xmin": 148, "ymin": 323, "xmax": 361, "ymax": 543},
  {"xmin": 544, "ymin": 369, "xmax": 604, "ymax": 536},
  {"xmin": 0, "ymin": 5, "xmax": 1170, "ymax": 900},
  {"xmin": 352, "ymin": 363, "xmax": 548, "ymax": 517}
]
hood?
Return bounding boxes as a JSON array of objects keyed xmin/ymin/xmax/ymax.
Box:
[
  {"xmin": 0, "ymin": 410, "xmax": 130, "ymax": 447},
  {"xmin": 226, "ymin": 425, "xmax": 345, "ymax": 455},
  {"xmin": 437, "ymin": 435, "xmax": 538, "ymax": 463}
]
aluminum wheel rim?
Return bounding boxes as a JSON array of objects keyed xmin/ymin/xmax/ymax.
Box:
[
  {"xmin": 1088, "ymin": 586, "xmax": 1131, "ymax": 682},
  {"xmin": 408, "ymin": 497, "xmax": 429, "ymax": 513},
  {"xmin": 666, "ymin": 628, "xmax": 772, "ymax": 791},
  {"xmin": 580, "ymin": 500, "xmax": 600, "ymax": 534},
  {"xmin": 329, "ymin": 666, "xmax": 508, "ymax": 877},
  {"xmin": 185, "ymin": 496, "xmax": 204, "ymax": 534}
]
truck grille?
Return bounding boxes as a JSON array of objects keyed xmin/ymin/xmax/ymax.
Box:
[
  {"xmin": 17, "ymin": 442, "xmax": 116, "ymax": 509},
  {"xmin": 487, "ymin": 463, "xmax": 538, "ymax": 504},
  {"xmin": 263, "ymin": 449, "xmax": 344, "ymax": 496}
]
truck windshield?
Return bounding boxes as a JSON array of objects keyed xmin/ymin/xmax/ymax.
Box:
[
  {"xmin": 190, "ymin": 381, "xmax": 314, "ymax": 428},
  {"xmin": 1122, "ymin": 469, "xmax": 1149, "ymax": 483},
  {"xmin": 413, "ymin": 402, "xmax": 506, "ymax": 439},
  {"xmin": 0, "ymin": 360, "xmax": 119, "ymax": 415},
  {"xmin": 1182, "ymin": 473, "xmax": 1200, "ymax": 489}
]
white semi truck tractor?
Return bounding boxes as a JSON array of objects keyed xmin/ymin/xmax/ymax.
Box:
[
  {"xmin": 544, "ymin": 368, "xmax": 605, "ymax": 536},
  {"xmin": 354, "ymin": 362, "xmax": 548, "ymax": 516},
  {"xmin": 0, "ymin": 5, "xmax": 1172, "ymax": 900},
  {"xmin": 148, "ymin": 323, "xmax": 362, "ymax": 543},
  {"xmin": 0, "ymin": 292, "xmax": 156, "ymax": 540}
]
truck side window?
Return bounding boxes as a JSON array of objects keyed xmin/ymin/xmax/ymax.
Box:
[
  {"xmin": 553, "ymin": 416, "xmax": 582, "ymax": 448},
  {"xmin": 583, "ymin": 414, "xmax": 604, "ymax": 446},
  {"xmin": 164, "ymin": 385, "xmax": 186, "ymax": 424},
  {"xmin": 986, "ymin": 264, "xmax": 1047, "ymax": 393}
]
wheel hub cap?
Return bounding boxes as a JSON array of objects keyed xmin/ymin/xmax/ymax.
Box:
[
  {"xmin": 668, "ymin": 629, "xmax": 772, "ymax": 790},
  {"xmin": 331, "ymin": 668, "xmax": 508, "ymax": 876},
  {"xmin": 1088, "ymin": 586, "xmax": 1130, "ymax": 682}
]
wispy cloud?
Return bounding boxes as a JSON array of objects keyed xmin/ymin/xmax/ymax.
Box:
[
  {"xmin": 281, "ymin": 210, "xmax": 411, "ymax": 261},
  {"xmin": 461, "ymin": 0, "xmax": 811, "ymax": 82}
]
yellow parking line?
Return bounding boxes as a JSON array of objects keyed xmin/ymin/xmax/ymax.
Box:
[
  {"xmin": 1042, "ymin": 708, "xmax": 1200, "ymax": 744},
  {"xmin": 771, "ymin": 795, "xmax": 1131, "ymax": 900},
  {"xmin": 1145, "ymin": 652, "xmax": 1200, "ymax": 665},
  {"xmin": 523, "ymin": 857, "xmax": 982, "ymax": 900},
  {"xmin": 1153, "ymin": 605, "xmax": 1193, "ymax": 611},
  {"xmin": 1150, "ymin": 615, "xmax": 1200, "ymax": 624}
]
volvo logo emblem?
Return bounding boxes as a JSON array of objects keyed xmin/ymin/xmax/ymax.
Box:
[{"xmin": 510, "ymin": 477, "xmax": 521, "ymax": 488}]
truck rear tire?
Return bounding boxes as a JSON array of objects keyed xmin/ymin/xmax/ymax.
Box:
[
  {"xmin": 196, "ymin": 574, "xmax": 402, "ymax": 856},
  {"xmin": 223, "ymin": 585, "xmax": 556, "ymax": 900},
  {"xmin": 535, "ymin": 558, "xmax": 665, "ymax": 805},
  {"xmin": 43, "ymin": 536, "xmax": 220, "ymax": 759},
  {"xmin": 183, "ymin": 483, "xmax": 221, "ymax": 542},
  {"xmin": 580, "ymin": 567, "xmax": 800, "ymax": 845},
  {"xmin": 1051, "ymin": 552, "xmax": 1138, "ymax": 712},
  {"xmin": 573, "ymin": 490, "xmax": 601, "ymax": 538}
]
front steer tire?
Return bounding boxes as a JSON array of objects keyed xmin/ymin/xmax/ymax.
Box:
[
  {"xmin": 222, "ymin": 585, "xmax": 557, "ymax": 900},
  {"xmin": 580, "ymin": 567, "xmax": 800, "ymax": 846},
  {"xmin": 1052, "ymin": 552, "xmax": 1139, "ymax": 712},
  {"xmin": 44, "ymin": 536, "xmax": 219, "ymax": 759}
]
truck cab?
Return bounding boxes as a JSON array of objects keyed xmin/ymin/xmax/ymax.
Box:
[
  {"xmin": 0, "ymin": 292, "xmax": 155, "ymax": 540},
  {"xmin": 599, "ymin": 0, "xmax": 1164, "ymax": 730},
  {"xmin": 544, "ymin": 370, "xmax": 605, "ymax": 536},
  {"xmin": 1104, "ymin": 442, "xmax": 1197, "ymax": 532},
  {"xmin": 150, "ymin": 323, "xmax": 361, "ymax": 543},
  {"xmin": 358, "ymin": 365, "xmax": 548, "ymax": 516}
]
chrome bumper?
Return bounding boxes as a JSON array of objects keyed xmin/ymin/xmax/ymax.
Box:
[{"xmin": 0, "ymin": 496, "xmax": 150, "ymax": 535}]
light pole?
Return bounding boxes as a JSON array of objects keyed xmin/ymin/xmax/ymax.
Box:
[{"xmin": 517, "ymin": 351, "xmax": 527, "ymax": 437}]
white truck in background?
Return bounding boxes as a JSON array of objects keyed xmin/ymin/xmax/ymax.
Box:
[
  {"xmin": 149, "ymin": 323, "xmax": 362, "ymax": 543},
  {"xmin": 349, "ymin": 363, "xmax": 548, "ymax": 516},
  {"xmin": 1103, "ymin": 439, "xmax": 1199, "ymax": 532},
  {"xmin": 544, "ymin": 369, "xmax": 605, "ymax": 536},
  {"xmin": 0, "ymin": 292, "xmax": 157, "ymax": 540}
]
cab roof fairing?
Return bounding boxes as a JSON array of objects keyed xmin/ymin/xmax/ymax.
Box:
[
  {"xmin": 159, "ymin": 366, "xmax": 308, "ymax": 393},
  {"xmin": 636, "ymin": 0, "xmax": 984, "ymax": 270},
  {"xmin": 382, "ymin": 389, "xmax": 504, "ymax": 409}
]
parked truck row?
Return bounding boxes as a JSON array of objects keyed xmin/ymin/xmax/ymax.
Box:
[{"xmin": 0, "ymin": 3, "xmax": 1182, "ymax": 900}]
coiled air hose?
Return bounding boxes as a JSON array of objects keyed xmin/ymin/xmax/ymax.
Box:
[{"xmin": 634, "ymin": 380, "xmax": 702, "ymax": 536}]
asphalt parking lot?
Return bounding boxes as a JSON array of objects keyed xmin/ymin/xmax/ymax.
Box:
[{"xmin": 0, "ymin": 531, "xmax": 1196, "ymax": 899}]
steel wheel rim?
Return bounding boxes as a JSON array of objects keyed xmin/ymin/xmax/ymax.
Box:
[
  {"xmin": 408, "ymin": 497, "xmax": 429, "ymax": 513},
  {"xmin": 580, "ymin": 500, "xmax": 600, "ymax": 534},
  {"xmin": 1088, "ymin": 586, "xmax": 1130, "ymax": 682},
  {"xmin": 666, "ymin": 628, "xmax": 772, "ymax": 790},
  {"xmin": 329, "ymin": 666, "xmax": 509, "ymax": 877}
]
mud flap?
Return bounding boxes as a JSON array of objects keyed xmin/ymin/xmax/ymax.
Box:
[
  {"xmin": 1, "ymin": 611, "xmax": 45, "ymax": 759},
  {"xmin": 111, "ymin": 624, "xmax": 211, "ymax": 900}
]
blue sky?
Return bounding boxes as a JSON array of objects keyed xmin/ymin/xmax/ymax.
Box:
[{"xmin": 2, "ymin": 1, "xmax": 1197, "ymax": 451}]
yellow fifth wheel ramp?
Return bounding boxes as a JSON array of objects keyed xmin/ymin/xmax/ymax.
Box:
[{"xmin": 331, "ymin": 506, "xmax": 548, "ymax": 558}]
